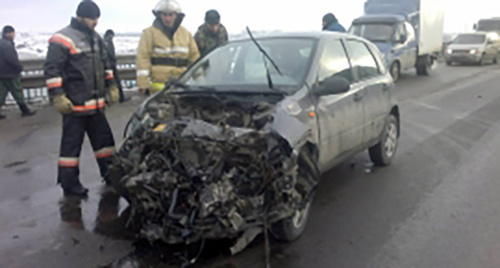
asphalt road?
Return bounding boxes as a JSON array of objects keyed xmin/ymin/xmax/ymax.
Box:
[{"xmin": 1, "ymin": 63, "xmax": 500, "ymax": 268}]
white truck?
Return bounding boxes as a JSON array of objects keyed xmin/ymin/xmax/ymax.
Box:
[{"xmin": 350, "ymin": 0, "xmax": 445, "ymax": 81}]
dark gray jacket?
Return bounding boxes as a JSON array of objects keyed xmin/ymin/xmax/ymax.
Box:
[
  {"xmin": 0, "ymin": 36, "xmax": 23, "ymax": 79},
  {"xmin": 104, "ymin": 36, "xmax": 116, "ymax": 67},
  {"xmin": 44, "ymin": 18, "xmax": 115, "ymax": 115}
]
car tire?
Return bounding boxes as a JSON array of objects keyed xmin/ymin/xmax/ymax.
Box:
[
  {"xmin": 390, "ymin": 62, "xmax": 400, "ymax": 82},
  {"xmin": 271, "ymin": 152, "xmax": 319, "ymax": 242},
  {"xmin": 416, "ymin": 55, "xmax": 432, "ymax": 76},
  {"xmin": 493, "ymin": 55, "xmax": 498, "ymax": 64},
  {"xmin": 446, "ymin": 61, "xmax": 453, "ymax": 66},
  {"xmin": 369, "ymin": 114, "xmax": 399, "ymax": 167}
]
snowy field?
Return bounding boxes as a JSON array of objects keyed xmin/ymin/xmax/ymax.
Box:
[
  {"xmin": 14, "ymin": 31, "xmax": 263, "ymax": 59},
  {"xmin": 15, "ymin": 32, "xmax": 141, "ymax": 59}
]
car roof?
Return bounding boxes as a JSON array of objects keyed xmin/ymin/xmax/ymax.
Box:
[
  {"xmin": 231, "ymin": 31, "xmax": 365, "ymax": 42},
  {"xmin": 352, "ymin": 14, "xmax": 407, "ymax": 24}
]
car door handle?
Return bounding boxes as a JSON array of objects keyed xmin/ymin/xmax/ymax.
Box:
[{"xmin": 354, "ymin": 93, "xmax": 363, "ymax": 102}]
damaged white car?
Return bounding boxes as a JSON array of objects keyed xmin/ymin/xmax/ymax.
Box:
[{"xmin": 109, "ymin": 31, "xmax": 400, "ymax": 255}]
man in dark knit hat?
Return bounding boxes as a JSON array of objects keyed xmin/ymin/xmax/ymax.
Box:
[
  {"xmin": 322, "ymin": 13, "xmax": 346, "ymax": 32},
  {"xmin": 44, "ymin": 0, "xmax": 119, "ymax": 196},
  {"xmin": 194, "ymin": 9, "xmax": 228, "ymax": 57},
  {"xmin": 0, "ymin": 25, "xmax": 37, "ymax": 119}
]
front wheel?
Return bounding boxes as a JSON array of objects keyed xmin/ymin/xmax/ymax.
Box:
[
  {"xmin": 271, "ymin": 153, "xmax": 319, "ymax": 242},
  {"xmin": 390, "ymin": 62, "xmax": 400, "ymax": 83},
  {"xmin": 369, "ymin": 114, "xmax": 399, "ymax": 166}
]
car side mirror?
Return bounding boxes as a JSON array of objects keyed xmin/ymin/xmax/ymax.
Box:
[{"xmin": 313, "ymin": 76, "xmax": 350, "ymax": 96}]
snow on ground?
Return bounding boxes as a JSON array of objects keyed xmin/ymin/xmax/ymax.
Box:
[{"xmin": 14, "ymin": 30, "xmax": 280, "ymax": 59}]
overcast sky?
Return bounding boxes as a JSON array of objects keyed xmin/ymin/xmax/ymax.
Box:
[{"xmin": 1, "ymin": 0, "xmax": 500, "ymax": 34}]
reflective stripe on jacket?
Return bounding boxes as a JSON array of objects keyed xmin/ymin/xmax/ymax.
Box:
[{"xmin": 136, "ymin": 21, "xmax": 199, "ymax": 89}]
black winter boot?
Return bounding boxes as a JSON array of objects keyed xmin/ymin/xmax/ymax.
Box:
[
  {"xmin": 19, "ymin": 104, "xmax": 37, "ymax": 117},
  {"xmin": 60, "ymin": 177, "xmax": 89, "ymax": 196}
]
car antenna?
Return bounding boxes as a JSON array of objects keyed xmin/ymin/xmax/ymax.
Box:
[{"xmin": 246, "ymin": 26, "xmax": 283, "ymax": 90}]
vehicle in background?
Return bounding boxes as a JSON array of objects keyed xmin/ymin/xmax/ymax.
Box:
[
  {"xmin": 474, "ymin": 18, "xmax": 500, "ymax": 35},
  {"xmin": 444, "ymin": 32, "xmax": 500, "ymax": 66},
  {"xmin": 350, "ymin": 0, "xmax": 444, "ymax": 82}
]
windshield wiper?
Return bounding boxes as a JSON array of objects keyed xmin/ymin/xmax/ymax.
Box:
[{"xmin": 246, "ymin": 27, "xmax": 283, "ymax": 90}]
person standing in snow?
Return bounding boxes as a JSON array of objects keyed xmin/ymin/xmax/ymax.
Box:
[
  {"xmin": 0, "ymin": 25, "xmax": 37, "ymax": 119},
  {"xmin": 322, "ymin": 13, "xmax": 346, "ymax": 32},
  {"xmin": 194, "ymin": 9, "xmax": 228, "ymax": 57}
]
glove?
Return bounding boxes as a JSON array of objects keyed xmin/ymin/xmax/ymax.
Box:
[
  {"xmin": 108, "ymin": 85, "xmax": 120, "ymax": 106},
  {"xmin": 52, "ymin": 94, "xmax": 74, "ymax": 115},
  {"xmin": 139, "ymin": 88, "xmax": 151, "ymax": 96}
]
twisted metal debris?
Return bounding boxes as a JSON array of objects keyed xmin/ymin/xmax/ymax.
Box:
[{"xmin": 110, "ymin": 92, "xmax": 317, "ymax": 255}]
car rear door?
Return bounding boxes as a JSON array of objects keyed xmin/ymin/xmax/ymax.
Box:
[
  {"xmin": 344, "ymin": 39, "xmax": 392, "ymax": 146},
  {"xmin": 314, "ymin": 38, "xmax": 364, "ymax": 170}
]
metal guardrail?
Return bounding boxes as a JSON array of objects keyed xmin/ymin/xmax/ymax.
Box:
[{"xmin": 9, "ymin": 54, "xmax": 137, "ymax": 103}]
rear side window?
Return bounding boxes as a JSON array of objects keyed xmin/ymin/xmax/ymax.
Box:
[
  {"xmin": 345, "ymin": 40, "xmax": 380, "ymax": 81},
  {"xmin": 317, "ymin": 40, "xmax": 354, "ymax": 83}
]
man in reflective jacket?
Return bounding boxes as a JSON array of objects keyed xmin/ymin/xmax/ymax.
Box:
[
  {"xmin": 136, "ymin": 0, "xmax": 200, "ymax": 94},
  {"xmin": 44, "ymin": 0, "xmax": 119, "ymax": 196}
]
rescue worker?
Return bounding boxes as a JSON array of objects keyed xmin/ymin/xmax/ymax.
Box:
[
  {"xmin": 0, "ymin": 25, "xmax": 37, "ymax": 119},
  {"xmin": 104, "ymin": 29, "xmax": 129, "ymax": 102},
  {"xmin": 194, "ymin": 9, "xmax": 228, "ymax": 57},
  {"xmin": 136, "ymin": 0, "xmax": 200, "ymax": 95},
  {"xmin": 322, "ymin": 13, "xmax": 346, "ymax": 32},
  {"xmin": 44, "ymin": 0, "xmax": 120, "ymax": 196}
]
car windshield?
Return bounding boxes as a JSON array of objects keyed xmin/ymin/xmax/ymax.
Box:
[
  {"xmin": 453, "ymin": 34, "xmax": 486, "ymax": 45},
  {"xmin": 350, "ymin": 24, "xmax": 395, "ymax": 42},
  {"xmin": 179, "ymin": 38, "xmax": 316, "ymax": 94},
  {"xmin": 477, "ymin": 20, "xmax": 500, "ymax": 32}
]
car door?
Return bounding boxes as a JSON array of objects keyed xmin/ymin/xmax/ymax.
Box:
[
  {"xmin": 344, "ymin": 39, "xmax": 392, "ymax": 146},
  {"xmin": 313, "ymin": 38, "xmax": 364, "ymax": 170},
  {"xmin": 402, "ymin": 22, "xmax": 418, "ymax": 68}
]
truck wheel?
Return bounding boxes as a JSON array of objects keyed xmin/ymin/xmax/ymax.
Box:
[
  {"xmin": 272, "ymin": 152, "xmax": 319, "ymax": 242},
  {"xmin": 416, "ymin": 55, "xmax": 432, "ymax": 76},
  {"xmin": 390, "ymin": 62, "xmax": 400, "ymax": 82},
  {"xmin": 369, "ymin": 114, "xmax": 399, "ymax": 166}
]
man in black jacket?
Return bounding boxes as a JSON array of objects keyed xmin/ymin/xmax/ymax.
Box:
[
  {"xmin": 44, "ymin": 0, "xmax": 120, "ymax": 196},
  {"xmin": 0, "ymin": 25, "xmax": 36, "ymax": 119},
  {"xmin": 104, "ymin": 29, "xmax": 128, "ymax": 102}
]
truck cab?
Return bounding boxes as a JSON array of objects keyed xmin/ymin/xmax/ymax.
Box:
[{"xmin": 350, "ymin": 15, "xmax": 418, "ymax": 82}]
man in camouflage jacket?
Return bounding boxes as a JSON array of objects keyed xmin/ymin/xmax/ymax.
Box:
[{"xmin": 194, "ymin": 10, "xmax": 228, "ymax": 57}]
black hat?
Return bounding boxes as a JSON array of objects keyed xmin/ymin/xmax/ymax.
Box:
[
  {"xmin": 76, "ymin": 0, "xmax": 101, "ymax": 19},
  {"xmin": 2, "ymin": 25, "xmax": 15, "ymax": 35},
  {"xmin": 105, "ymin": 29, "xmax": 115, "ymax": 37},
  {"xmin": 323, "ymin": 13, "xmax": 338, "ymax": 24},
  {"xmin": 205, "ymin": 9, "xmax": 220, "ymax": 25}
]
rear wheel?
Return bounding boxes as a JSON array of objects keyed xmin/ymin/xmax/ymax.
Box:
[
  {"xmin": 272, "ymin": 153, "xmax": 319, "ymax": 242},
  {"xmin": 416, "ymin": 55, "xmax": 432, "ymax": 76},
  {"xmin": 446, "ymin": 61, "xmax": 453, "ymax": 66},
  {"xmin": 369, "ymin": 114, "xmax": 399, "ymax": 166}
]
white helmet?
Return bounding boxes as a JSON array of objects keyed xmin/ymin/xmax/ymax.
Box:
[{"xmin": 153, "ymin": 0, "xmax": 182, "ymax": 14}]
